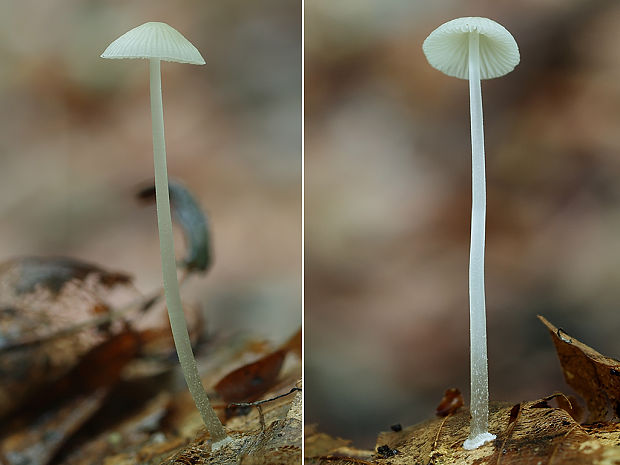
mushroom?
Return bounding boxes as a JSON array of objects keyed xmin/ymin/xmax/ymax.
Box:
[
  {"xmin": 422, "ymin": 17, "xmax": 519, "ymax": 450},
  {"xmin": 102, "ymin": 22, "xmax": 230, "ymax": 447}
]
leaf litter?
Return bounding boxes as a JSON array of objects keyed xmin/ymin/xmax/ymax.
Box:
[
  {"xmin": 0, "ymin": 260, "xmax": 301, "ymax": 465},
  {"xmin": 304, "ymin": 316, "xmax": 620, "ymax": 464},
  {"xmin": 538, "ymin": 315, "xmax": 620, "ymax": 423},
  {"xmin": 0, "ymin": 256, "xmax": 139, "ymax": 420},
  {"xmin": 0, "ymin": 183, "xmax": 301, "ymax": 465}
]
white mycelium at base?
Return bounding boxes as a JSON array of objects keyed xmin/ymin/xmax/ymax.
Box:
[{"xmin": 463, "ymin": 431, "xmax": 496, "ymax": 450}]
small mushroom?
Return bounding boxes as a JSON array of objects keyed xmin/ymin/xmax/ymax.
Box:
[
  {"xmin": 423, "ymin": 17, "xmax": 519, "ymax": 450},
  {"xmin": 102, "ymin": 22, "xmax": 230, "ymax": 447}
]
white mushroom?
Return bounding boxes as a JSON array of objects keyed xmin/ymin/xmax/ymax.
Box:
[
  {"xmin": 102, "ymin": 22, "xmax": 230, "ymax": 448},
  {"xmin": 423, "ymin": 17, "xmax": 519, "ymax": 450}
]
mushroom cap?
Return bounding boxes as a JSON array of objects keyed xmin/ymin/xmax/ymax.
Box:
[
  {"xmin": 101, "ymin": 22, "xmax": 205, "ymax": 65},
  {"xmin": 423, "ymin": 17, "xmax": 519, "ymax": 80}
]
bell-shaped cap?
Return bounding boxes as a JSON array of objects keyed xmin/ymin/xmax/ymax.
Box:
[
  {"xmin": 423, "ymin": 17, "xmax": 519, "ymax": 80},
  {"xmin": 101, "ymin": 22, "xmax": 205, "ymax": 65}
]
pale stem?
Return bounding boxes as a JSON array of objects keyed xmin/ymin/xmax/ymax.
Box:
[
  {"xmin": 464, "ymin": 32, "xmax": 495, "ymax": 450},
  {"xmin": 149, "ymin": 58, "xmax": 228, "ymax": 445}
]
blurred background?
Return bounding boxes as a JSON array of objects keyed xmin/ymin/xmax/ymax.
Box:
[
  {"xmin": 306, "ymin": 0, "xmax": 620, "ymax": 447},
  {"xmin": 0, "ymin": 1, "xmax": 301, "ymax": 345}
]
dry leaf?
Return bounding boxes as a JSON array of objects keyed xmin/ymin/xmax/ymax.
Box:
[
  {"xmin": 214, "ymin": 349, "xmax": 287, "ymax": 403},
  {"xmin": 305, "ymin": 399, "xmax": 620, "ymax": 464},
  {"xmin": 214, "ymin": 329, "xmax": 301, "ymax": 404},
  {"xmin": 435, "ymin": 388, "xmax": 464, "ymax": 417},
  {"xmin": 0, "ymin": 257, "xmax": 137, "ymax": 419},
  {"xmin": 93, "ymin": 383, "xmax": 304, "ymax": 465},
  {"xmin": 538, "ymin": 315, "xmax": 620, "ymax": 422},
  {"xmin": 0, "ymin": 390, "xmax": 108, "ymax": 465},
  {"xmin": 58, "ymin": 393, "xmax": 177, "ymax": 465},
  {"xmin": 58, "ymin": 336, "xmax": 302, "ymax": 465},
  {"xmin": 374, "ymin": 399, "xmax": 620, "ymax": 464},
  {"xmin": 0, "ymin": 256, "xmax": 131, "ymax": 296},
  {"xmin": 304, "ymin": 425, "xmax": 352, "ymax": 458},
  {"xmin": 281, "ymin": 328, "xmax": 302, "ymax": 357}
]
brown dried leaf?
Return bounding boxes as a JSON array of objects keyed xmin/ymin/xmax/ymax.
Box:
[
  {"xmin": 60, "ymin": 336, "xmax": 302, "ymax": 465},
  {"xmin": 235, "ymin": 389, "xmax": 302, "ymax": 465},
  {"xmin": 376, "ymin": 399, "xmax": 620, "ymax": 464},
  {"xmin": 304, "ymin": 425, "xmax": 375, "ymax": 465},
  {"xmin": 90, "ymin": 383, "xmax": 303, "ymax": 465},
  {"xmin": 538, "ymin": 315, "xmax": 620, "ymax": 422},
  {"xmin": 435, "ymin": 388, "xmax": 464, "ymax": 417},
  {"xmin": 305, "ymin": 398, "xmax": 620, "ymax": 464},
  {"xmin": 0, "ymin": 256, "xmax": 138, "ymax": 418},
  {"xmin": 281, "ymin": 327, "xmax": 302, "ymax": 357},
  {"xmin": 165, "ymin": 348, "xmax": 302, "ymax": 464},
  {"xmin": 304, "ymin": 425, "xmax": 352, "ymax": 458},
  {"xmin": 304, "ymin": 459, "xmax": 376, "ymax": 465},
  {"xmin": 531, "ymin": 392, "xmax": 584, "ymax": 423},
  {"xmin": 57, "ymin": 393, "xmax": 176, "ymax": 465},
  {"xmin": 0, "ymin": 390, "xmax": 108, "ymax": 465},
  {"xmin": 0, "ymin": 331, "xmax": 140, "ymax": 465},
  {"xmin": 42, "ymin": 330, "xmax": 141, "ymax": 403},
  {"xmin": 556, "ymin": 395, "xmax": 584, "ymax": 423},
  {"xmin": 214, "ymin": 349, "xmax": 287, "ymax": 403},
  {"xmin": 0, "ymin": 256, "xmax": 131, "ymax": 296}
]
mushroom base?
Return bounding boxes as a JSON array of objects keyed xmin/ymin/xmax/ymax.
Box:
[{"xmin": 463, "ymin": 431, "xmax": 496, "ymax": 450}]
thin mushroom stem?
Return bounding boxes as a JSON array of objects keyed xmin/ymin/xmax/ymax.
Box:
[
  {"xmin": 149, "ymin": 58, "xmax": 228, "ymax": 445},
  {"xmin": 464, "ymin": 31, "xmax": 495, "ymax": 450}
]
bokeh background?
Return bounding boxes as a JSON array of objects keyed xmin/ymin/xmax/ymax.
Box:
[
  {"xmin": 306, "ymin": 0, "xmax": 620, "ymax": 447},
  {"xmin": 0, "ymin": 2, "xmax": 301, "ymax": 345}
]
